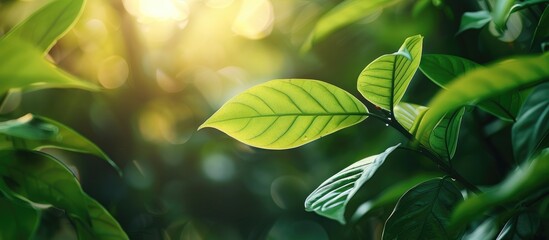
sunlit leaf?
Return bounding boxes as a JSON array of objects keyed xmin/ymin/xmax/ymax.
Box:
[
  {"xmin": 383, "ymin": 178, "xmax": 464, "ymax": 240},
  {"xmin": 357, "ymin": 35, "xmax": 423, "ymax": 111},
  {"xmin": 420, "ymin": 54, "xmax": 522, "ymax": 122},
  {"xmin": 302, "ymin": 0, "xmax": 403, "ymax": 52},
  {"xmin": 2, "ymin": 0, "xmax": 86, "ymax": 53},
  {"xmin": 417, "ymin": 53, "xmax": 549, "ymax": 140},
  {"xmin": 199, "ymin": 79, "xmax": 369, "ymax": 150},
  {"xmin": 72, "ymin": 197, "xmax": 129, "ymax": 240},
  {"xmin": 457, "ymin": 11, "xmax": 492, "ymax": 34},
  {"xmin": 0, "ymin": 114, "xmax": 58, "ymax": 140},
  {"xmin": 394, "ymin": 102, "xmax": 428, "ymax": 135},
  {"xmin": 0, "ymin": 37, "xmax": 99, "ymax": 96},
  {"xmin": 0, "ymin": 197, "xmax": 41, "ymax": 240},
  {"xmin": 497, "ymin": 211, "xmax": 540, "ymax": 240},
  {"xmin": 451, "ymin": 149, "xmax": 549, "ymax": 227},
  {"xmin": 531, "ymin": 6, "xmax": 549, "ymax": 51},
  {"xmin": 512, "ymin": 83, "xmax": 549, "ymax": 163},
  {"xmin": 0, "ymin": 150, "xmax": 90, "ymax": 223},
  {"xmin": 429, "ymin": 107, "xmax": 465, "ymax": 159},
  {"xmin": 305, "ymin": 144, "xmax": 400, "ymax": 224}
]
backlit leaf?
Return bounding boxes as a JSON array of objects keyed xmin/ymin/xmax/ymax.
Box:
[
  {"xmin": 0, "ymin": 37, "xmax": 99, "ymax": 96},
  {"xmin": 0, "ymin": 197, "xmax": 40, "ymax": 240},
  {"xmin": 305, "ymin": 144, "xmax": 400, "ymax": 224},
  {"xmin": 199, "ymin": 79, "xmax": 369, "ymax": 150},
  {"xmin": 383, "ymin": 178, "xmax": 464, "ymax": 240},
  {"xmin": 417, "ymin": 53, "xmax": 549, "ymax": 140},
  {"xmin": 357, "ymin": 35, "xmax": 423, "ymax": 111},
  {"xmin": 394, "ymin": 102, "xmax": 428, "ymax": 135},
  {"xmin": 512, "ymin": 83, "xmax": 549, "ymax": 163},
  {"xmin": 72, "ymin": 197, "xmax": 129, "ymax": 240},
  {"xmin": 0, "ymin": 114, "xmax": 58, "ymax": 140},
  {"xmin": 2, "ymin": 0, "xmax": 86, "ymax": 53},
  {"xmin": 429, "ymin": 107, "xmax": 465, "ymax": 160}
]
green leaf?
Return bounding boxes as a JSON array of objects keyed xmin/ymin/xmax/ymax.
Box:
[
  {"xmin": 0, "ymin": 196, "xmax": 41, "ymax": 240},
  {"xmin": 301, "ymin": 0, "xmax": 403, "ymax": 52},
  {"xmin": 512, "ymin": 83, "xmax": 549, "ymax": 163},
  {"xmin": 462, "ymin": 218, "xmax": 499, "ymax": 240},
  {"xmin": 351, "ymin": 174, "xmax": 437, "ymax": 222},
  {"xmin": 0, "ymin": 114, "xmax": 119, "ymax": 173},
  {"xmin": 417, "ymin": 53, "xmax": 549, "ymax": 140},
  {"xmin": 382, "ymin": 178, "xmax": 464, "ymax": 240},
  {"xmin": 304, "ymin": 144, "xmax": 400, "ymax": 224},
  {"xmin": 0, "ymin": 37, "xmax": 99, "ymax": 96},
  {"xmin": 2, "ymin": 0, "xmax": 86, "ymax": 53},
  {"xmin": 429, "ymin": 107, "xmax": 465, "ymax": 159},
  {"xmin": 0, "ymin": 150, "xmax": 90, "ymax": 224},
  {"xmin": 492, "ymin": 0, "xmax": 549, "ymax": 31},
  {"xmin": 72, "ymin": 197, "xmax": 129, "ymax": 240},
  {"xmin": 451, "ymin": 149, "xmax": 549, "ymax": 227},
  {"xmin": 457, "ymin": 11, "xmax": 492, "ymax": 34},
  {"xmin": 357, "ymin": 35, "xmax": 423, "ymax": 111},
  {"xmin": 497, "ymin": 211, "xmax": 540, "ymax": 240},
  {"xmin": 531, "ymin": 6, "xmax": 549, "ymax": 51},
  {"xmin": 420, "ymin": 54, "xmax": 522, "ymax": 122},
  {"xmin": 394, "ymin": 102, "xmax": 428, "ymax": 135},
  {"xmin": 199, "ymin": 79, "xmax": 369, "ymax": 150}
]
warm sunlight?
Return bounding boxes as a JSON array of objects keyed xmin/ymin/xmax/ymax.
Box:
[{"xmin": 122, "ymin": 0, "xmax": 190, "ymax": 23}]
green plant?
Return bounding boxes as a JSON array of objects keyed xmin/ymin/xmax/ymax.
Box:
[
  {"xmin": 200, "ymin": 1, "xmax": 549, "ymax": 238},
  {"xmin": 0, "ymin": 0, "xmax": 127, "ymax": 239}
]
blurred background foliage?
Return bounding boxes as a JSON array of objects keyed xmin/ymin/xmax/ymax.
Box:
[{"xmin": 0, "ymin": 0, "xmax": 545, "ymax": 239}]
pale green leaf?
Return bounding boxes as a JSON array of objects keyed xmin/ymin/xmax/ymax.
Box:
[
  {"xmin": 457, "ymin": 11, "xmax": 492, "ymax": 34},
  {"xmin": 417, "ymin": 53, "xmax": 549, "ymax": 140},
  {"xmin": 451, "ymin": 149, "xmax": 549, "ymax": 227},
  {"xmin": 0, "ymin": 37, "xmax": 99, "ymax": 96},
  {"xmin": 512, "ymin": 83, "xmax": 549, "ymax": 163},
  {"xmin": 2, "ymin": 0, "xmax": 86, "ymax": 53},
  {"xmin": 0, "ymin": 114, "xmax": 120, "ymax": 173},
  {"xmin": 382, "ymin": 178, "xmax": 464, "ymax": 240},
  {"xmin": 72, "ymin": 197, "xmax": 129, "ymax": 240},
  {"xmin": 0, "ymin": 196, "xmax": 40, "ymax": 240},
  {"xmin": 305, "ymin": 144, "xmax": 400, "ymax": 224},
  {"xmin": 199, "ymin": 79, "xmax": 368, "ymax": 150},
  {"xmin": 0, "ymin": 150, "xmax": 90, "ymax": 223},
  {"xmin": 357, "ymin": 35, "xmax": 423, "ymax": 111},
  {"xmin": 429, "ymin": 107, "xmax": 465, "ymax": 159},
  {"xmin": 394, "ymin": 102, "xmax": 428, "ymax": 135},
  {"xmin": 302, "ymin": 0, "xmax": 402, "ymax": 52}
]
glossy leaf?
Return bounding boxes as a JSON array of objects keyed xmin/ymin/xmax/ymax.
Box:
[
  {"xmin": 513, "ymin": 80, "xmax": 549, "ymax": 164},
  {"xmin": 417, "ymin": 53, "xmax": 549, "ymax": 139},
  {"xmin": 2, "ymin": 0, "xmax": 86, "ymax": 53},
  {"xmin": 0, "ymin": 114, "xmax": 119, "ymax": 173},
  {"xmin": 463, "ymin": 218, "xmax": 499, "ymax": 240},
  {"xmin": 493, "ymin": 0, "xmax": 549, "ymax": 31},
  {"xmin": 0, "ymin": 197, "xmax": 40, "ymax": 240},
  {"xmin": 0, "ymin": 150, "xmax": 90, "ymax": 223},
  {"xmin": 497, "ymin": 211, "xmax": 540, "ymax": 240},
  {"xmin": 393, "ymin": 102, "xmax": 428, "ymax": 134},
  {"xmin": 72, "ymin": 197, "xmax": 129, "ymax": 240},
  {"xmin": 302, "ymin": 0, "xmax": 402, "ymax": 52},
  {"xmin": 383, "ymin": 178, "xmax": 464, "ymax": 240},
  {"xmin": 0, "ymin": 37, "xmax": 99, "ymax": 96},
  {"xmin": 429, "ymin": 108, "xmax": 465, "ymax": 159},
  {"xmin": 452, "ymin": 149, "xmax": 549, "ymax": 227},
  {"xmin": 199, "ymin": 79, "xmax": 368, "ymax": 150},
  {"xmin": 358, "ymin": 35, "xmax": 423, "ymax": 111},
  {"xmin": 420, "ymin": 54, "xmax": 522, "ymax": 122},
  {"xmin": 531, "ymin": 6, "xmax": 549, "ymax": 51},
  {"xmin": 305, "ymin": 144, "xmax": 400, "ymax": 224},
  {"xmin": 457, "ymin": 11, "xmax": 492, "ymax": 34}
]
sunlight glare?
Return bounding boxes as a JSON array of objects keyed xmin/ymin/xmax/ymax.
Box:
[
  {"xmin": 122, "ymin": 0, "xmax": 190, "ymax": 23},
  {"xmin": 232, "ymin": 0, "xmax": 274, "ymax": 39}
]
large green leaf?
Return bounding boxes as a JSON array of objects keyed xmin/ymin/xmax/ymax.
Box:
[
  {"xmin": 451, "ymin": 149, "xmax": 549, "ymax": 227},
  {"xmin": 420, "ymin": 54, "xmax": 522, "ymax": 122},
  {"xmin": 72, "ymin": 197, "xmax": 129, "ymax": 240},
  {"xmin": 0, "ymin": 114, "xmax": 119, "ymax": 173},
  {"xmin": 493, "ymin": 0, "xmax": 549, "ymax": 31},
  {"xmin": 0, "ymin": 196, "xmax": 41, "ymax": 240},
  {"xmin": 0, "ymin": 150, "xmax": 90, "ymax": 223},
  {"xmin": 457, "ymin": 11, "xmax": 492, "ymax": 34},
  {"xmin": 382, "ymin": 178, "xmax": 464, "ymax": 240},
  {"xmin": 393, "ymin": 102, "xmax": 428, "ymax": 134},
  {"xmin": 0, "ymin": 37, "xmax": 99, "ymax": 96},
  {"xmin": 304, "ymin": 144, "xmax": 400, "ymax": 224},
  {"xmin": 513, "ymin": 82, "xmax": 549, "ymax": 164},
  {"xmin": 199, "ymin": 79, "xmax": 368, "ymax": 150},
  {"xmin": 2, "ymin": 0, "xmax": 86, "ymax": 53},
  {"xmin": 429, "ymin": 107, "xmax": 465, "ymax": 160},
  {"xmin": 301, "ymin": 0, "xmax": 402, "ymax": 52},
  {"xmin": 357, "ymin": 35, "xmax": 423, "ymax": 111},
  {"xmin": 496, "ymin": 211, "xmax": 540, "ymax": 240},
  {"xmin": 417, "ymin": 53, "xmax": 549, "ymax": 139}
]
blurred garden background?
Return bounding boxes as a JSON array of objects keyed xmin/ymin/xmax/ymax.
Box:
[{"xmin": 0, "ymin": 0, "xmax": 545, "ymax": 239}]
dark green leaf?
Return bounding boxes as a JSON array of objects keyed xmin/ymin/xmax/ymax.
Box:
[
  {"xmin": 457, "ymin": 11, "xmax": 492, "ymax": 34},
  {"xmin": 200, "ymin": 79, "xmax": 368, "ymax": 150},
  {"xmin": 383, "ymin": 178, "xmax": 464, "ymax": 240},
  {"xmin": 513, "ymin": 83, "xmax": 549, "ymax": 163},
  {"xmin": 429, "ymin": 108, "xmax": 465, "ymax": 159},
  {"xmin": 462, "ymin": 218, "xmax": 499, "ymax": 240},
  {"xmin": 492, "ymin": 0, "xmax": 549, "ymax": 31},
  {"xmin": 531, "ymin": 6, "xmax": 549, "ymax": 51},
  {"xmin": 0, "ymin": 37, "xmax": 99, "ymax": 96},
  {"xmin": 305, "ymin": 144, "xmax": 400, "ymax": 224},
  {"xmin": 72, "ymin": 197, "xmax": 129, "ymax": 240},
  {"xmin": 357, "ymin": 35, "xmax": 423, "ymax": 111},
  {"xmin": 0, "ymin": 196, "xmax": 41, "ymax": 240},
  {"xmin": 2, "ymin": 0, "xmax": 86, "ymax": 53},
  {"xmin": 497, "ymin": 211, "xmax": 540, "ymax": 240}
]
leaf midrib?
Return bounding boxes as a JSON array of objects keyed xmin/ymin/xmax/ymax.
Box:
[{"xmin": 205, "ymin": 112, "xmax": 368, "ymax": 125}]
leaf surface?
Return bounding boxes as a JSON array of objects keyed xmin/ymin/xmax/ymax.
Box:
[
  {"xmin": 200, "ymin": 79, "xmax": 368, "ymax": 150},
  {"xmin": 0, "ymin": 197, "xmax": 40, "ymax": 240},
  {"xmin": 457, "ymin": 11, "xmax": 492, "ymax": 34},
  {"xmin": 496, "ymin": 211, "xmax": 540, "ymax": 240},
  {"xmin": 394, "ymin": 102, "xmax": 428, "ymax": 135},
  {"xmin": 429, "ymin": 108, "xmax": 465, "ymax": 159},
  {"xmin": 72, "ymin": 197, "xmax": 129, "ymax": 240}
]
